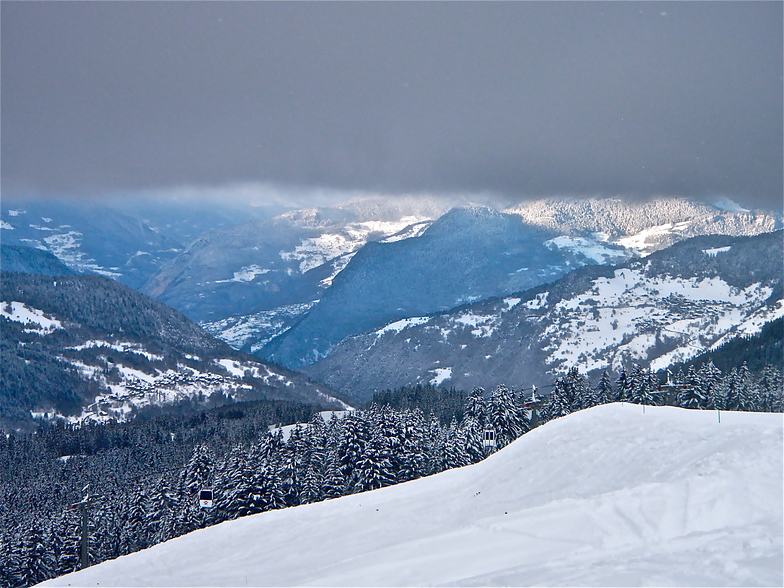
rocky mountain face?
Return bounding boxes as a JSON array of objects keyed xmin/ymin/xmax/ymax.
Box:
[
  {"xmin": 0, "ymin": 199, "xmax": 184, "ymax": 289},
  {"xmin": 0, "ymin": 272, "xmax": 347, "ymax": 430},
  {"xmin": 303, "ymin": 230, "xmax": 783, "ymax": 402}
]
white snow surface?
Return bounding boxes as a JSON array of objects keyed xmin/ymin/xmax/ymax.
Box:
[
  {"xmin": 214, "ymin": 264, "xmax": 272, "ymax": 283},
  {"xmin": 703, "ymin": 246, "xmax": 732, "ymax": 257},
  {"xmin": 0, "ymin": 301, "xmax": 62, "ymax": 332},
  {"xmin": 429, "ymin": 367, "xmax": 453, "ymax": 386},
  {"xmin": 544, "ymin": 235, "xmax": 632, "ymax": 264},
  {"xmin": 614, "ymin": 221, "xmax": 691, "ymax": 255},
  {"xmin": 279, "ymin": 217, "xmax": 429, "ymax": 273},
  {"xmin": 42, "ymin": 231, "xmax": 122, "ymax": 277},
  {"xmin": 541, "ymin": 268, "xmax": 779, "ymax": 375},
  {"xmin": 375, "ymin": 316, "xmax": 431, "ymax": 336},
  {"xmin": 43, "ymin": 404, "xmax": 783, "ymax": 587}
]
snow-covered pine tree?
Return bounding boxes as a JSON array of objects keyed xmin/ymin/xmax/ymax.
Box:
[
  {"xmin": 632, "ymin": 366, "xmax": 661, "ymax": 406},
  {"xmin": 678, "ymin": 368, "xmax": 708, "ymax": 409},
  {"xmin": 121, "ymin": 486, "xmax": 149, "ymax": 555},
  {"xmin": 758, "ymin": 364, "xmax": 783, "ymax": 412},
  {"xmin": 734, "ymin": 362, "xmax": 759, "ymax": 412},
  {"xmin": 615, "ymin": 368, "xmax": 631, "ymax": 402},
  {"xmin": 16, "ymin": 524, "xmax": 55, "ymax": 587},
  {"xmin": 697, "ymin": 361, "xmax": 723, "ymax": 406},
  {"xmin": 442, "ymin": 418, "xmax": 470, "ymax": 470},
  {"xmin": 542, "ymin": 376, "xmax": 571, "ymax": 422},
  {"xmin": 403, "ymin": 409, "xmax": 430, "ymax": 480},
  {"xmin": 355, "ymin": 434, "xmax": 396, "ymax": 493},
  {"xmin": 487, "ymin": 385, "xmax": 528, "ymax": 448},
  {"xmin": 178, "ymin": 444, "xmax": 215, "ymax": 500},
  {"xmin": 595, "ymin": 370, "xmax": 615, "ymax": 404},
  {"xmin": 146, "ymin": 478, "xmax": 178, "ymax": 545},
  {"xmin": 337, "ymin": 413, "xmax": 370, "ymax": 493},
  {"xmin": 463, "ymin": 387, "xmax": 487, "ymax": 427},
  {"xmin": 321, "ymin": 452, "xmax": 346, "ymax": 499},
  {"xmin": 52, "ymin": 512, "xmax": 80, "ymax": 577}
]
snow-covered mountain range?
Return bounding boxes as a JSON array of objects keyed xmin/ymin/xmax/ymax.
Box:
[
  {"xmin": 0, "ymin": 272, "xmax": 347, "ymax": 430},
  {"xmin": 3, "ymin": 195, "xmax": 780, "ymax": 375},
  {"xmin": 41, "ymin": 403, "xmax": 783, "ymax": 587},
  {"xmin": 261, "ymin": 206, "xmax": 590, "ymax": 368},
  {"xmin": 0, "ymin": 199, "xmax": 185, "ymax": 289},
  {"xmin": 224, "ymin": 196, "xmax": 780, "ymax": 368},
  {"xmin": 141, "ymin": 198, "xmax": 446, "ymax": 327},
  {"xmin": 304, "ymin": 230, "xmax": 783, "ymax": 401}
]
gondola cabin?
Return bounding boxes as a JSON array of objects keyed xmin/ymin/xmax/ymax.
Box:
[
  {"xmin": 199, "ymin": 489, "xmax": 214, "ymax": 509},
  {"xmin": 483, "ymin": 427, "xmax": 496, "ymax": 449}
]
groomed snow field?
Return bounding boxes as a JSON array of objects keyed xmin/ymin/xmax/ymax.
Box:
[{"xmin": 41, "ymin": 403, "xmax": 783, "ymax": 587}]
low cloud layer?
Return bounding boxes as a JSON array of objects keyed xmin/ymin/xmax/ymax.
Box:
[{"xmin": 2, "ymin": 2, "xmax": 781, "ymax": 209}]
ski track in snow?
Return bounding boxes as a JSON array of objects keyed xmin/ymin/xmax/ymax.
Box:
[{"xmin": 42, "ymin": 404, "xmax": 783, "ymax": 587}]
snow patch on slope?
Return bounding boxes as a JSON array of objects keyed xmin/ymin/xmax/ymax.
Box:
[
  {"xmin": 703, "ymin": 246, "xmax": 732, "ymax": 257},
  {"xmin": 42, "ymin": 231, "xmax": 122, "ymax": 277},
  {"xmin": 0, "ymin": 301, "xmax": 62, "ymax": 333},
  {"xmin": 201, "ymin": 302, "xmax": 317, "ymax": 352},
  {"xmin": 215, "ymin": 265, "xmax": 272, "ymax": 283},
  {"xmin": 542, "ymin": 268, "xmax": 777, "ymax": 375},
  {"xmin": 545, "ymin": 236, "xmax": 632, "ymax": 264},
  {"xmin": 429, "ymin": 367, "xmax": 452, "ymax": 386},
  {"xmin": 614, "ymin": 221, "xmax": 691, "ymax": 255},
  {"xmin": 68, "ymin": 340, "xmax": 164, "ymax": 361},
  {"xmin": 279, "ymin": 217, "xmax": 429, "ymax": 273},
  {"xmin": 376, "ymin": 316, "xmax": 431, "ymax": 336}
]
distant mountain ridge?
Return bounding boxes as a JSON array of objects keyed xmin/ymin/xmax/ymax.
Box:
[
  {"xmin": 0, "ymin": 272, "xmax": 347, "ymax": 430},
  {"xmin": 261, "ymin": 206, "xmax": 593, "ymax": 368},
  {"xmin": 504, "ymin": 196, "xmax": 781, "ymax": 254},
  {"xmin": 142, "ymin": 203, "xmax": 438, "ymax": 325},
  {"xmin": 1, "ymin": 199, "xmax": 184, "ymax": 289},
  {"xmin": 260, "ymin": 197, "xmax": 781, "ymax": 370},
  {"xmin": 304, "ymin": 230, "xmax": 783, "ymax": 401},
  {"xmin": 1, "ymin": 245, "xmax": 76, "ymax": 276}
]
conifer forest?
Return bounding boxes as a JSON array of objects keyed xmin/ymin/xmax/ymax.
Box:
[{"xmin": 1, "ymin": 360, "xmax": 781, "ymax": 588}]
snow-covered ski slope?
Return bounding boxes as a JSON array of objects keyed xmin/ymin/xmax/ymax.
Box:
[{"xmin": 42, "ymin": 404, "xmax": 782, "ymax": 587}]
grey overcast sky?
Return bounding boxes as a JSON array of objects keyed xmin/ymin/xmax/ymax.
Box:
[{"xmin": 2, "ymin": 1, "xmax": 782, "ymax": 208}]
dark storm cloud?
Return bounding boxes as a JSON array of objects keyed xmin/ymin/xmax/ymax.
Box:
[{"xmin": 2, "ymin": 2, "xmax": 781, "ymax": 208}]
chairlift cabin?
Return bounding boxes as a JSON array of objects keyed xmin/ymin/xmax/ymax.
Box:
[
  {"xmin": 198, "ymin": 489, "xmax": 213, "ymax": 509},
  {"xmin": 483, "ymin": 427, "xmax": 497, "ymax": 449}
]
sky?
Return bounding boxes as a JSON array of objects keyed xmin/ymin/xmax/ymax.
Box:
[{"xmin": 2, "ymin": 2, "xmax": 782, "ymax": 210}]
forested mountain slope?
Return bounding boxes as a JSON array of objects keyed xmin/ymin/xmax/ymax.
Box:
[
  {"xmin": 0, "ymin": 245, "xmax": 76, "ymax": 276},
  {"xmin": 305, "ymin": 230, "xmax": 783, "ymax": 401},
  {"xmin": 0, "ymin": 272, "xmax": 346, "ymax": 430}
]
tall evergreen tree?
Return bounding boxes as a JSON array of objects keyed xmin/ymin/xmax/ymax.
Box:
[
  {"xmin": 595, "ymin": 370, "xmax": 615, "ymax": 404},
  {"xmin": 487, "ymin": 385, "xmax": 528, "ymax": 448}
]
